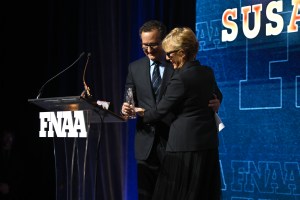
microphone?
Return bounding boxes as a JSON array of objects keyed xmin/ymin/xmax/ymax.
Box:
[
  {"xmin": 81, "ymin": 52, "xmax": 92, "ymax": 98},
  {"xmin": 36, "ymin": 52, "xmax": 85, "ymax": 99}
]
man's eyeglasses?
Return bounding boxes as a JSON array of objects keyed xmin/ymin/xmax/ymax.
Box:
[
  {"xmin": 166, "ymin": 50, "xmax": 180, "ymax": 58},
  {"xmin": 142, "ymin": 42, "xmax": 161, "ymax": 51}
]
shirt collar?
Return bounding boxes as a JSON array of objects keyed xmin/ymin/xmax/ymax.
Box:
[{"xmin": 150, "ymin": 60, "xmax": 161, "ymax": 67}]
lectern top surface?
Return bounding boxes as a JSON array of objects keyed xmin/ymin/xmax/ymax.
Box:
[{"xmin": 28, "ymin": 96, "xmax": 125, "ymax": 123}]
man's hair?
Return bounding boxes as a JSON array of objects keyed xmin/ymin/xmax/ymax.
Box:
[{"xmin": 139, "ymin": 20, "xmax": 167, "ymax": 41}]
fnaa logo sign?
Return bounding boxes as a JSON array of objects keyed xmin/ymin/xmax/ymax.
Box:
[{"xmin": 39, "ymin": 111, "xmax": 87, "ymax": 137}]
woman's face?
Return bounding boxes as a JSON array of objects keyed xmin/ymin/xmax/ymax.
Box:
[{"xmin": 165, "ymin": 49, "xmax": 184, "ymax": 69}]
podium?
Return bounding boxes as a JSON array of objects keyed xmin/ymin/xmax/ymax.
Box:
[
  {"xmin": 28, "ymin": 96, "xmax": 125, "ymax": 200},
  {"xmin": 28, "ymin": 95, "xmax": 125, "ymax": 123}
]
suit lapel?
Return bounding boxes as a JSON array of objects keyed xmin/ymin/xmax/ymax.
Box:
[
  {"xmin": 141, "ymin": 58, "xmax": 156, "ymax": 102},
  {"xmin": 157, "ymin": 63, "xmax": 174, "ymax": 102},
  {"xmin": 140, "ymin": 58, "xmax": 174, "ymax": 104}
]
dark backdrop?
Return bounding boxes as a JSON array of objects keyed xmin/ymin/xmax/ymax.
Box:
[{"xmin": 2, "ymin": 0, "xmax": 195, "ymax": 199}]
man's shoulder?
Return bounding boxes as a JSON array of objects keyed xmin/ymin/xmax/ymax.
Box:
[{"xmin": 130, "ymin": 56, "xmax": 149, "ymax": 67}]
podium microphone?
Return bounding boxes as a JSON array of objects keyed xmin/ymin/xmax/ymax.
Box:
[
  {"xmin": 36, "ymin": 52, "xmax": 86, "ymax": 99},
  {"xmin": 81, "ymin": 52, "xmax": 92, "ymax": 98}
]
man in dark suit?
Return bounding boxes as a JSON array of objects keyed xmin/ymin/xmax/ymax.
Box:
[{"xmin": 121, "ymin": 20, "xmax": 174, "ymax": 200}]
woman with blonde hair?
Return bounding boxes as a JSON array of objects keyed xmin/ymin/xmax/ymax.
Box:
[{"xmin": 136, "ymin": 27, "xmax": 222, "ymax": 199}]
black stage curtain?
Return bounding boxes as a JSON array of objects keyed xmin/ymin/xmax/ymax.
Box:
[{"xmin": 2, "ymin": 0, "xmax": 195, "ymax": 199}]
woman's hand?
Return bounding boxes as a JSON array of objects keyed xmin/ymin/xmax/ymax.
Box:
[
  {"xmin": 208, "ymin": 94, "xmax": 220, "ymax": 112},
  {"xmin": 135, "ymin": 107, "xmax": 145, "ymax": 117}
]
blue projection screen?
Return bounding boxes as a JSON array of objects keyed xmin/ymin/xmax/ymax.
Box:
[{"xmin": 196, "ymin": 0, "xmax": 300, "ymax": 199}]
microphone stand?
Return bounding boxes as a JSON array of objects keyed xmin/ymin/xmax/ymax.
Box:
[
  {"xmin": 36, "ymin": 52, "xmax": 85, "ymax": 99},
  {"xmin": 80, "ymin": 53, "xmax": 92, "ymax": 99}
]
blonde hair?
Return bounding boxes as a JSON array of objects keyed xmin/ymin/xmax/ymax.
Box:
[{"xmin": 162, "ymin": 27, "xmax": 199, "ymax": 61}]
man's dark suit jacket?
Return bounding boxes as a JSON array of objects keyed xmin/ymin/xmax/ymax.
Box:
[
  {"xmin": 125, "ymin": 56, "xmax": 174, "ymax": 160},
  {"xmin": 143, "ymin": 60, "xmax": 223, "ymax": 152}
]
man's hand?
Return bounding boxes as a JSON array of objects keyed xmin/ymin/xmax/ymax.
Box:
[
  {"xmin": 121, "ymin": 102, "xmax": 136, "ymax": 120},
  {"xmin": 208, "ymin": 94, "xmax": 221, "ymax": 112}
]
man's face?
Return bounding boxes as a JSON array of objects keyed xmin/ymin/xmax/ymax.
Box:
[{"xmin": 141, "ymin": 29, "xmax": 165, "ymax": 62}]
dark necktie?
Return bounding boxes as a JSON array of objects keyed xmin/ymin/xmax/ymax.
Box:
[{"xmin": 151, "ymin": 62, "xmax": 161, "ymax": 101}]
